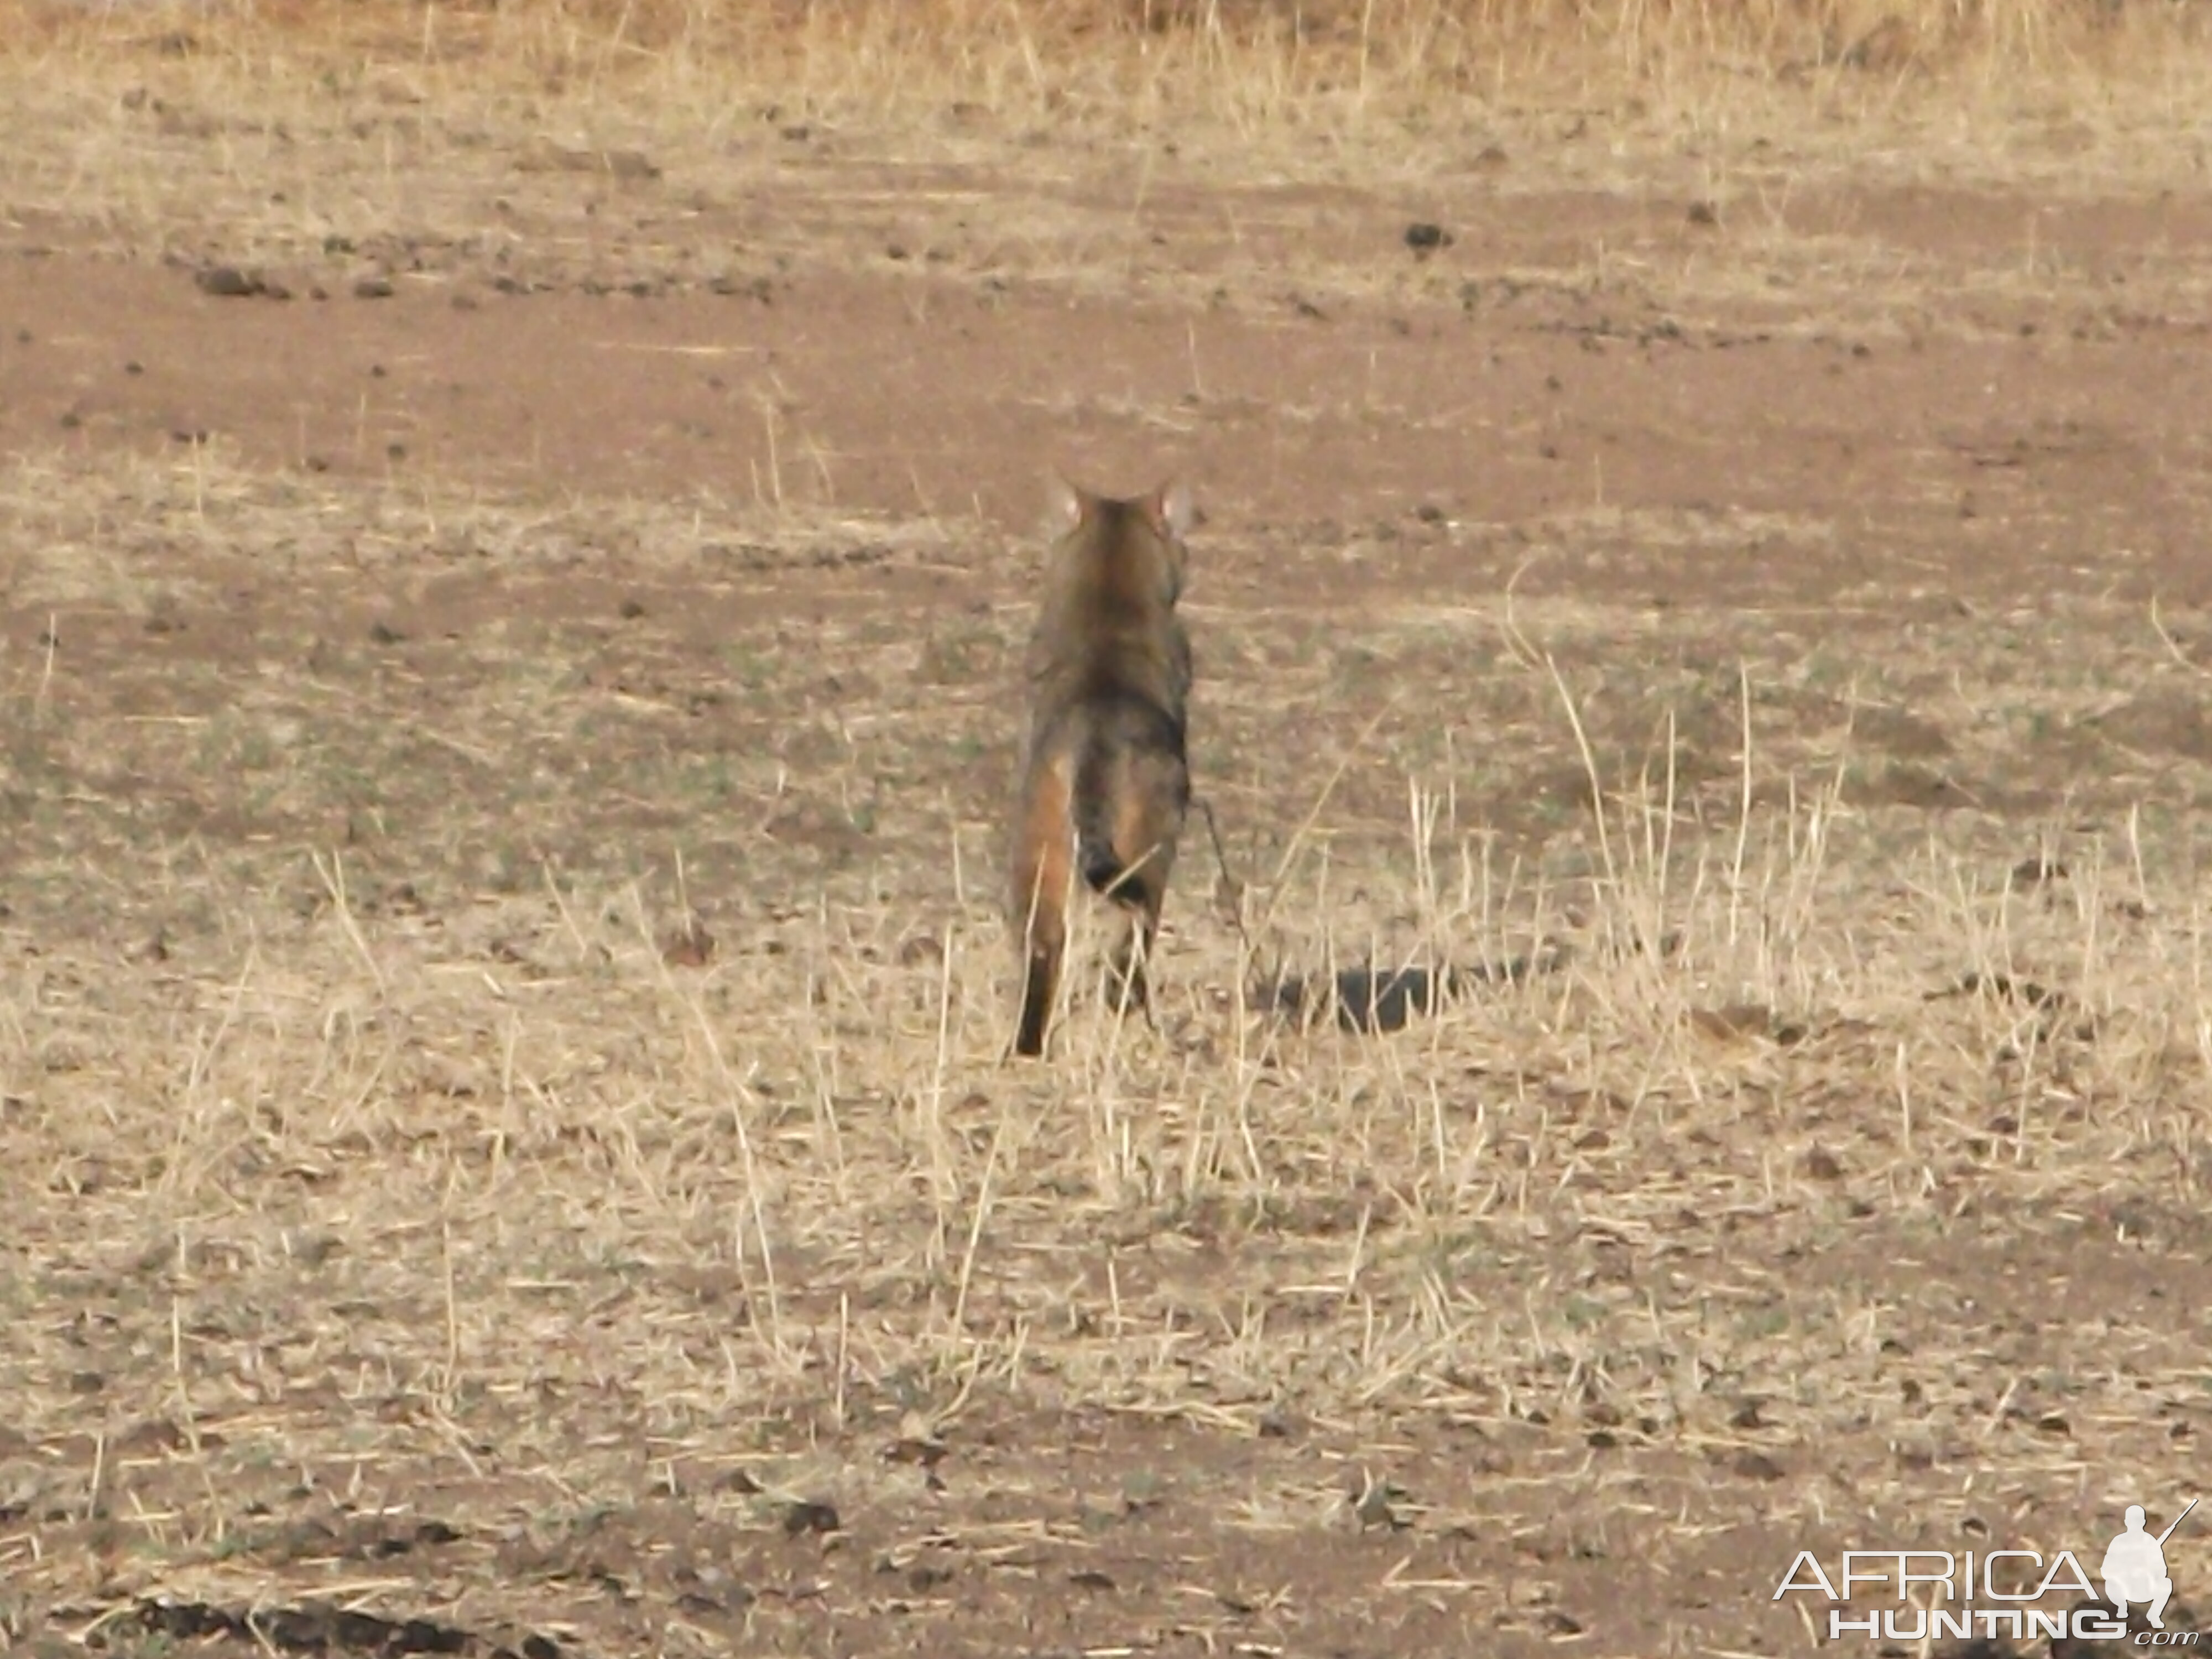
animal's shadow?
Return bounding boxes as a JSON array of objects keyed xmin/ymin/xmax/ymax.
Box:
[{"xmin": 1260, "ymin": 946, "xmax": 1568, "ymax": 1034}]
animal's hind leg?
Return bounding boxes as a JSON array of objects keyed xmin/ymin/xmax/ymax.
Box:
[
  {"xmin": 1015, "ymin": 937, "xmax": 1060, "ymax": 1057},
  {"xmin": 1101, "ymin": 749, "xmax": 1183, "ymax": 1034},
  {"xmin": 1010, "ymin": 771, "xmax": 1074, "ymax": 1059},
  {"xmin": 1105, "ymin": 915, "xmax": 1146, "ymax": 1020},
  {"xmin": 1105, "ymin": 885, "xmax": 1165, "ymax": 1029}
]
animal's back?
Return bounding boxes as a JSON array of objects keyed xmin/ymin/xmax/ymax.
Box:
[{"xmin": 1025, "ymin": 496, "xmax": 1191, "ymax": 720}]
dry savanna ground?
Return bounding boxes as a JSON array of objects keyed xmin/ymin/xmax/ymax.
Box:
[{"xmin": 3, "ymin": 2, "xmax": 2212, "ymax": 1655}]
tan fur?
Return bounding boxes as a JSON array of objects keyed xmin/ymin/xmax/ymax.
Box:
[{"xmin": 1009, "ymin": 475, "xmax": 1195, "ymax": 1058}]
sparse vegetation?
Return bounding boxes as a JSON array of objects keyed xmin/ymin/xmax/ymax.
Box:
[{"xmin": 2, "ymin": 3, "xmax": 2210, "ymax": 1656}]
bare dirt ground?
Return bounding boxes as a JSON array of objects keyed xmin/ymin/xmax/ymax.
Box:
[{"xmin": 3, "ymin": 7, "xmax": 2212, "ymax": 1657}]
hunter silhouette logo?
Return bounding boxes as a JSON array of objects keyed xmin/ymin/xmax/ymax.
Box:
[{"xmin": 2104, "ymin": 1499, "xmax": 2194, "ymax": 1630}]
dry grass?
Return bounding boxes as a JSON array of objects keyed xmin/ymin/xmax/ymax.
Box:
[
  {"xmin": 12, "ymin": 0, "xmax": 2203, "ymax": 91},
  {"xmin": 6, "ymin": 0, "xmax": 2209, "ymax": 352},
  {"xmin": 3, "ymin": 3, "xmax": 2211, "ymax": 1651},
  {"xmin": 2, "ymin": 447, "xmax": 2209, "ymax": 1651},
  {"xmin": 5, "ymin": 0, "xmax": 2211, "ymax": 252}
]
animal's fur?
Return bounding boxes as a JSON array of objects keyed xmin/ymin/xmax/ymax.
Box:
[{"xmin": 1009, "ymin": 476, "xmax": 1195, "ymax": 1058}]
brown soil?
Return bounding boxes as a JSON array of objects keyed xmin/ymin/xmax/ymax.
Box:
[
  {"xmin": 9, "ymin": 176, "xmax": 2212, "ymax": 613},
  {"xmin": 4, "ymin": 28, "xmax": 2212, "ymax": 1659}
]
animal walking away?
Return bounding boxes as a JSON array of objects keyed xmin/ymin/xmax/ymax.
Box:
[{"xmin": 1008, "ymin": 474, "xmax": 1196, "ymax": 1058}]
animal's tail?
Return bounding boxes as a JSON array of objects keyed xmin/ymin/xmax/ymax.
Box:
[
  {"xmin": 1073, "ymin": 775, "xmax": 1136, "ymax": 904},
  {"xmin": 1071, "ymin": 700, "xmax": 1178, "ymax": 906}
]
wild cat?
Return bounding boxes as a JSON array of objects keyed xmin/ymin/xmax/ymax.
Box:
[{"xmin": 1008, "ymin": 477, "xmax": 1196, "ymax": 1058}]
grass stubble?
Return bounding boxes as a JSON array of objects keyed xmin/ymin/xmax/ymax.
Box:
[
  {"xmin": 1, "ymin": 2, "xmax": 2210, "ymax": 1655},
  {"xmin": 1, "ymin": 445, "xmax": 2208, "ymax": 1653}
]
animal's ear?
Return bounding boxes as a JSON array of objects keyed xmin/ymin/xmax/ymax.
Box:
[
  {"xmin": 1047, "ymin": 471, "xmax": 1087, "ymax": 534},
  {"xmin": 1151, "ymin": 479, "xmax": 1192, "ymax": 603},
  {"xmin": 1152, "ymin": 478, "xmax": 1195, "ymax": 540}
]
